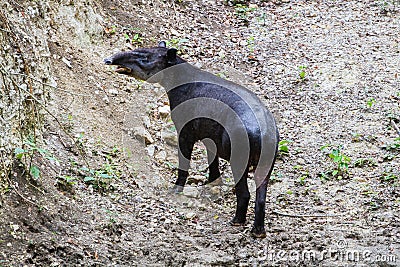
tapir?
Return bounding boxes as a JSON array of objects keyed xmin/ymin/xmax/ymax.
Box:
[{"xmin": 104, "ymin": 41, "xmax": 279, "ymax": 237}]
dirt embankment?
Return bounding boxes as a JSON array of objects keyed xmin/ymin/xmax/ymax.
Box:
[{"xmin": 1, "ymin": 0, "xmax": 399, "ymax": 266}]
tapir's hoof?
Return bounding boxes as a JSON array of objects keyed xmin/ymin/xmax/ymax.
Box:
[
  {"xmin": 230, "ymin": 217, "xmax": 246, "ymax": 226},
  {"xmin": 251, "ymin": 226, "xmax": 266, "ymax": 238},
  {"xmin": 169, "ymin": 185, "xmax": 184, "ymax": 194}
]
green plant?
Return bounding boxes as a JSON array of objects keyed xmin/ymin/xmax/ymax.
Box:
[
  {"xmin": 216, "ymin": 72, "xmax": 228, "ymax": 79},
  {"xmin": 297, "ymin": 175, "xmax": 307, "ymax": 185},
  {"xmin": 278, "ymin": 139, "xmax": 291, "ymax": 154},
  {"xmin": 257, "ymin": 12, "xmax": 267, "ymax": 25},
  {"xmin": 234, "ymin": 4, "xmax": 256, "ymax": 22},
  {"xmin": 80, "ymin": 164, "xmax": 120, "ymax": 191},
  {"xmin": 320, "ymin": 144, "xmax": 351, "ymax": 179},
  {"xmin": 383, "ymin": 137, "xmax": 400, "ymax": 151},
  {"xmin": 366, "ymin": 98, "xmax": 376, "ymax": 108},
  {"xmin": 79, "ymin": 145, "xmax": 122, "ymax": 191},
  {"xmin": 378, "ymin": 0, "xmax": 400, "ymax": 13},
  {"xmin": 105, "ymin": 209, "xmax": 118, "ymax": 225},
  {"xmin": 57, "ymin": 175, "xmax": 78, "ymax": 192},
  {"xmin": 351, "ymin": 133, "xmax": 362, "ymax": 142},
  {"xmin": 354, "ymin": 158, "xmax": 377, "ymax": 167},
  {"xmin": 124, "ymin": 33, "xmax": 143, "ymax": 44},
  {"xmin": 105, "ymin": 25, "xmax": 117, "ymax": 35},
  {"xmin": 132, "ymin": 33, "xmax": 143, "ymax": 44},
  {"xmin": 57, "ymin": 175, "xmax": 77, "ymax": 185},
  {"xmin": 269, "ymin": 172, "xmax": 283, "ymax": 184},
  {"xmin": 297, "ymin": 171, "xmax": 310, "ymax": 186},
  {"xmin": 298, "ymin": 66, "xmax": 307, "ymax": 81},
  {"xmin": 380, "ymin": 170, "xmax": 399, "ymax": 183},
  {"xmin": 247, "ymin": 36, "xmax": 255, "ymax": 53},
  {"xmin": 14, "ymin": 136, "xmax": 58, "ymax": 179},
  {"xmin": 166, "ymin": 38, "xmax": 189, "ymax": 51}
]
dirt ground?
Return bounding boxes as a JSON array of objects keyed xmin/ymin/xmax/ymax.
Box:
[{"xmin": 0, "ymin": 0, "xmax": 399, "ymax": 266}]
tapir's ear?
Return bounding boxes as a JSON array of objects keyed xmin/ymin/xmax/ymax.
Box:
[
  {"xmin": 166, "ymin": 48, "xmax": 177, "ymax": 65},
  {"xmin": 158, "ymin": 41, "xmax": 167, "ymax": 48}
]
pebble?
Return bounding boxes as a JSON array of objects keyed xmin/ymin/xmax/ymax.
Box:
[
  {"xmin": 158, "ymin": 105, "xmax": 170, "ymax": 118},
  {"xmin": 183, "ymin": 186, "xmax": 199, "ymax": 198},
  {"xmin": 146, "ymin": 145, "xmax": 155, "ymax": 157},
  {"xmin": 196, "ymin": 224, "xmax": 204, "ymax": 230},
  {"xmin": 297, "ymin": 158, "xmax": 306, "ymax": 165},
  {"xmin": 161, "ymin": 129, "xmax": 178, "ymax": 147},
  {"xmin": 142, "ymin": 116, "xmax": 151, "ymax": 128},
  {"xmin": 210, "ymin": 186, "xmax": 220, "ymax": 195},
  {"xmin": 185, "ymin": 212, "xmax": 196, "ymax": 219},
  {"xmin": 133, "ymin": 126, "xmax": 154, "ymax": 145},
  {"xmin": 155, "ymin": 150, "xmax": 167, "ymax": 161},
  {"xmin": 61, "ymin": 57, "xmax": 72, "ymax": 68},
  {"xmin": 108, "ymin": 89, "xmax": 119, "ymax": 95}
]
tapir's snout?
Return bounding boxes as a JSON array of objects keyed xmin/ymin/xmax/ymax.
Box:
[
  {"xmin": 104, "ymin": 58, "xmax": 113, "ymax": 65},
  {"xmin": 104, "ymin": 55, "xmax": 133, "ymax": 75}
]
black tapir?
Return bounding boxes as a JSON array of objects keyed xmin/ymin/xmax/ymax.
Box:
[{"xmin": 104, "ymin": 41, "xmax": 279, "ymax": 238}]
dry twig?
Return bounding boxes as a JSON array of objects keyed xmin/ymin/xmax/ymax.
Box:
[
  {"xmin": 390, "ymin": 119, "xmax": 400, "ymax": 137},
  {"xmin": 272, "ymin": 210, "xmax": 346, "ymax": 218}
]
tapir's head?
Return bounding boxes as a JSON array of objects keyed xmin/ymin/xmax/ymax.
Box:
[{"xmin": 104, "ymin": 41, "xmax": 183, "ymax": 81}]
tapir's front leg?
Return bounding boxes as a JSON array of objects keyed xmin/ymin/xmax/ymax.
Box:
[
  {"xmin": 202, "ymin": 138, "xmax": 220, "ymax": 184},
  {"xmin": 173, "ymin": 129, "xmax": 195, "ymax": 192}
]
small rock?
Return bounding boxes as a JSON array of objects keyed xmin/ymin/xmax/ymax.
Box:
[
  {"xmin": 196, "ymin": 224, "xmax": 204, "ymax": 230},
  {"xmin": 61, "ymin": 57, "xmax": 72, "ymax": 68},
  {"xmin": 194, "ymin": 62, "xmax": 203, "ymax": 69},
  {"xmin": 146, "ymin": 145, "xmax": 155, "ymax": 157},
  {"xmin": 142, "ymin": 116, "xmax": 151, "ymax": 128},
  {"xmin": 155, "ymin": 150, "xmax": 167, "ymax": 161},
  {"xmin": 158, "ymin": 105, "xmax": 170, "ymax": 118},
  {"xmin": 237, "ymin": 249, "xmax": 247, "ymax": 258},
  {"xmin": 133, "ymin": 196, "xmax": 143, "ymax": 203},
  {"xmin": 108, "ymin": 89, "xmax": 119, "ymax": 95},
  {"xmin": 297, "ymin": 158, "xmax": 306, "ymax": 165},
  {"xmin": 162, "ymin": 129, "xmax": 178, "ymax": 146},
  {"xmin": 183, "ymin": 186, "xmax": 199, "ymax": 198},
  {"xmin": 185, "ymin": 212, "xmax": 196, "ymax": 219},
  {"xmin": 210, "ymin": 186, "xmax": 220, "ymax": 195},
  {"xmin": 170, "ymin": 28, "xmax": 180, "ymax": 36},
  {"xmin": 164, "ymin": 218, "xmax": 171, "ymax": 224},
  {"xmin": 133, "ymin": 126, "xmax": 154, "ymax": 145}
]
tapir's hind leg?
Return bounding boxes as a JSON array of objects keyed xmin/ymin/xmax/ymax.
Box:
[
  {"xmin": 207, "ymin": 153, "xmax": 220, "ymax": 184},
  {"xmin": 251, "ymin": 176, "xmax": 269, "ymax": 238},
  {"xmin": 230, "ymin": 167, "xmax": 250, "ymax": 226}
]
